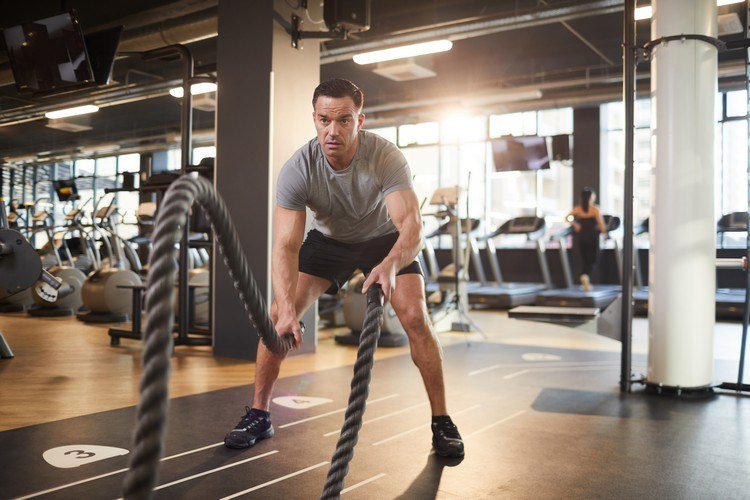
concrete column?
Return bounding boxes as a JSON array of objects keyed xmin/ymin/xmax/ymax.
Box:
[
  {"xmin": 648, "ymin": 0, "xmax": 717, "ymax": 388},
  {"xmin": 214, "ymin": 0, "xmax": 319, "ymax": 359},
  {"xmin": 573, "ymin": 106, "xmax": 600, "ymax": 198}
]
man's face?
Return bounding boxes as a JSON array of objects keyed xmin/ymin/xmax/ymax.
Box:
[{"xmin": 313, "ymin": 95, "xmax": 365, "ymax": 161}]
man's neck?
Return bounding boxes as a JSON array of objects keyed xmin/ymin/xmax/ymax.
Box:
[{"xmin": 325, "ymin": 135, "xmax": 359, "ymax": 171}]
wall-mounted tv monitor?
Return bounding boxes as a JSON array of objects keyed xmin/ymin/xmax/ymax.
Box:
[
  {"xmin": 84, "ymin": 25, "xmax": 122, "ymax": 85},
  {"xmin": 550, "ymin": 134, "xmax": 572, "ymax": 161},
  {"xmin": 2, "ymin": 10, "xmax": 94, "ymax": 94},
  {"xmin": 491, "ymin": 135, "xmax": 550, "ymax": 172}
]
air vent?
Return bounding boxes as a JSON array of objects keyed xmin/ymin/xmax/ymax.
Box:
[
  {"xmin": 718, "ymin": 13, "xmax": 743, "ymax": 36},
  {"xmin": 372, "ymin": 59, "xmax": 437, "ymax": 82},
  {"xmin": 45, "ymin": 115, "xmax": 93, "ymax": 132}
]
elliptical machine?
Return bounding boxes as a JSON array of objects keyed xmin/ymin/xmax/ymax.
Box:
[
  {"xmin": 27, "ymin": 219, "xmax": 87, "ymax": 317},
  {"xmin": 77, "ymin": 196, "xmax": 142, "ymax": 323}
]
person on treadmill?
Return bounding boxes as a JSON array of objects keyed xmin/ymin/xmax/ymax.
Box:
[
  {"xmin": 567, "ymin": 187, "xmax": 607, "ymax": 291},
  {"xmin": 223, "ymin": 78, "xmax": 464, "ymax": 459}
]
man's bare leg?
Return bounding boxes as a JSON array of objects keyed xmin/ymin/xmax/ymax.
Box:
[
  {"xmin": 389, "ymin": 273, "xmax": 448, "ymax": 416},
  {"xmin": 251, "ymin": 272, "xmax": 332, "ymax": 411}
]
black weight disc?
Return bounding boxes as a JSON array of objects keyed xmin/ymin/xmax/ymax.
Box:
[{"xmin": 0, "ymin": 229, "xmax": 42, "ymax": 295}]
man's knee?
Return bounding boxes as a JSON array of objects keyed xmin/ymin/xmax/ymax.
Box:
[{"xmin": 398, "ymin": 303, "xmax": 430, "ymax": 335}]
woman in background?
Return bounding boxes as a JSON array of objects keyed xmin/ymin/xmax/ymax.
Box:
[{"xmin": 567, "ymin": 187, "xmax": 607, "ymax": 291}]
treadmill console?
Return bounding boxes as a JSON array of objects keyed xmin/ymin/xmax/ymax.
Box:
[
  {"xmin": 506, "ymin": 217, "xmax": 544, "ymax": 234},
  {"xmin": 602, "ymin": 215, "xmax": 621, "ymax": 233},
  {"xmin": 717, "ymin": 212, "xmax": 748, "ymax": 232}
]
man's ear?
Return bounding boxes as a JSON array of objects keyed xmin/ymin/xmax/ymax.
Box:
[{"xmin": 357, "ymin": 112, "xmax": 365, "ymax": 131}]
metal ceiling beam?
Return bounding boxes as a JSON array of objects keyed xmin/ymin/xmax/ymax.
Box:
[
  {"xmin": 362, "ymin": 59, "xmax": 745, "ymax": 117},
  {"xmin": 539, "ymin": 0, "xmax": 616, "ymax": 65},
  {"xmin": 320, "ymin": 0, "xmax": 625, "ymax": 64}
]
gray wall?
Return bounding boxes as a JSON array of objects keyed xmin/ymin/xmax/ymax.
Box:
[
  {"xmin": 213, "ymin": 0, "xmax": 319, "ymax": 360},
  {"xmin": 572, "ymin": 106, "xmax": 601, "ymax": 203}
]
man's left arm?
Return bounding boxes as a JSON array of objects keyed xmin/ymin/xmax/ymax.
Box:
[{"xmin": 362, "ymin": 188, "xmax": 423, "ymax": 302}]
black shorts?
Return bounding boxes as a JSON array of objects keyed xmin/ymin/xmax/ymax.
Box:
[{"xmin": 299, "ymin": 229, "xmax": 423, "ymax": 294}]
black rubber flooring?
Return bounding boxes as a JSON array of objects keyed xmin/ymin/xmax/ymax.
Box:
[{"xmin": 2, "ymin": 342, "xmax": 749, "ymax": 499}]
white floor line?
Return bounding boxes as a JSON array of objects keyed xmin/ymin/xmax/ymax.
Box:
[
  {"xmin": 279, "ymin": 394, "xmax": 399, "ymax": 429},
  {"xmin": 502, "ymin": 364, "xmax": 621, "ymax": 381},
  {"xmin": 529, "ymin": 365, "xmax": 620, "ymax": 373},
  {"xmin": 464, "ymin": 410, "xmax": 527, "ymax": 438},
  {"xmin": 16, "ymin": 467, "xmax": 131, "ymax": 500},
  {"xmin": 341, "ymin": 473, "xmax": 387, "ymax": 494},
  {"xmin": 220, "ymin": 461, "xmax": 329, "ymax": 499},
  {"xmin": 162, "ymin": 441, "xmax": 224, "ymax": 461},
  {"xmin": 153, "ymin": 450, "xmax": 278, "ymax": 492},
  {"xmin": 323, "ymin": 402, "xmax": 428, "ymax": 437},
  {"xmin": 372, "ymin": 404, "xmax": 481, "ymax": 447},
  {"xmin": 17, "ymin": 440, "xmax": 225, "ymax": 500},
  {"xmin": 469, "ymin": 359, "xmax": 625, "ymax": 376},
  {"xmin": 468, "ymin": 363, "xmax": 504, "ymax": 376},
  {"xmin": 503, "ymin": 369, "xmax": 530, "ymax": 380}
]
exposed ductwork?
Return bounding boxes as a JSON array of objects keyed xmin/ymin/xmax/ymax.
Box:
[{"xmin": 320, "ymin": 0, "xmax": 625, "ymax": 64}]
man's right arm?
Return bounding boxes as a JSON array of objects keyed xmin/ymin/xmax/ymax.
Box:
[{"xmin": 272, "ymin": 205, "xmax": 306, "ymax": 348}]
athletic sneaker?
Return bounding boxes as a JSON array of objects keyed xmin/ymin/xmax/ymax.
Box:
[
  {"xmin": 431, "ymin": 416, "xmax": 464, "ymax": 458},
  {"xmin": 224, "ymin": 407, "xmax": 274, "ymax": 449}
]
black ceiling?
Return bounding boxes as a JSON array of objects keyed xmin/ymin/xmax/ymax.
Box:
[{"xmin": 0, "ymin": 0, "xmax": 746, "ymax": 161}]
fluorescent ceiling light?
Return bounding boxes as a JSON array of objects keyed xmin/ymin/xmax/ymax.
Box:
[
  {"xmin": 169, "ymin": 82, "xmax": 217, "ymax": 98},
  {"xmin": 636, "ymin": 0, "xmax": 742, "ymax": 21},
  {"xmin": 44, "ymin": 105, "xmax": 99, "ymax": 119},
  {"xmin": 353, "ymin": 40, "xmax": 453, "ymax": 65}
]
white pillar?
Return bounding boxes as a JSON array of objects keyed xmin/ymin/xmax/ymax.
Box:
[{"xmin": 648, "ymin": 0, "xmax": 717, "ymax": 388}]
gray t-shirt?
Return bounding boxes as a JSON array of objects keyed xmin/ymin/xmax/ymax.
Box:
[{"xmin": 276, "ymin": 130, "xmax": 413, "ymax": 243}]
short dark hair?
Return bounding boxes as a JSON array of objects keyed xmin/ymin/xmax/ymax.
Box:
[{"xmin": 312, "ymin": 79, "xmax": 364, "ymax": 111}]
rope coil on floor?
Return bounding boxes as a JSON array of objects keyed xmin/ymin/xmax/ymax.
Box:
[{"xmin": 122, "ymin": 173, "xmax": 384, "ymax": 499}]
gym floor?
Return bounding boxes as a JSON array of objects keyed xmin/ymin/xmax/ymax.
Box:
[{"xmin": 0, "ymin": 311, "xmax": 747, "ymax": 499}]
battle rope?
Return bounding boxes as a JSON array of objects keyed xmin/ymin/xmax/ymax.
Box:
[
  {"xmin": 122, "ymin": 174, "xmax": 384, "ymax": 499},
  {"xmin": 321, "ymin": 286, "xmax": 383, "ymax": 499}
]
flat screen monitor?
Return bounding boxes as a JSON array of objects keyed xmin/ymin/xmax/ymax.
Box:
[
  {"xmin": 2, "ymin": 10, "xmax": 94, "ymax": 94},
  {"xmin": 84, "ymin": 25, "xmax": 122, "ymax": 85},
  {"xmin": 491, "ymin": 135, "xmax": 550, "ymax": 172},
  {"xmin": 53, "ymin": 179, "xmax": 79, "ymax": 202},
  {"xmin": 550, "ymin": 134, "xmax": 572, "ymax": 161}
]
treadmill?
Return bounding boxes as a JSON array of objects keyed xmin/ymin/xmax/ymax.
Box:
[
  {"xmin": 635, "ymin": 213, "xmax": 747, "ymax": 319},
  {"xmin": 468, "ymin": 216, "xmax": 552, "ymax": 308},
  {"xmin": 421, "ymin": 216, "xmax": 484, "ymax": 296},
  {"xmin": 714, "ymin": 212, "xmax": 746, "ymax": 319},
  {"xmin": 534, "ymin": 215, "xmax": 621, "ymax": 309}
]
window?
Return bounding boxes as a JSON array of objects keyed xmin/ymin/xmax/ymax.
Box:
[
  {"xmin": 489, "ymin": 111, "xmax": 537, "ymax": 138},
  {"xmin": 118, "ymin": 153, "xmax": 140, "ymax": 173},
  {"xmin": 365, "ymin": 126, "xmax": 397, "ymax": 144},
  {"xmin": 75, "ymin": 158, "xmax": 95, "ymax": 176},
  {"xmin": 402, "ymin": 146, "xmax": 439, "ymax": 211},
  {"xmin": 398, "ymin": 122, "xmax": 439, "ymax": 147},
  {"xmin": 193, "ymin": 146, "xmax": 216, "ymax": 165},
  {"xmin": 726, "ymin": 89, "xmax": 748, "ymax": 118},
  {"xmin": 601, "ymin": 100, "xmax": 651, "ymax": 222},
  {"xmin": 167, "ymin": 149, "xmax": 182, "ymax": 170},
  {"xmin": 722, "ymin": 119, "xmax": 748, "ymax": 215},
  {"xmin": 601, "ymin": 92, "xmax": 746, "ymax": 242},
  {"xmin": 440, "ymin": 115, "xmax": 486, "ymax": 144},
  {"xmin": 538, "ymin": 108, "xmax": 573, "ymax": 136}
]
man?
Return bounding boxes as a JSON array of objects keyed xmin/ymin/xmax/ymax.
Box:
[{"xmin": 224, "ymin": 78, "xmax": 464, "ymax": 458}]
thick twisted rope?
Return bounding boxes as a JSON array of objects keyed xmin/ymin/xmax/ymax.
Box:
[
  {"xmin": 321, "ymin": 286, "xmax": 383, "ymax": 499},
  {"xmin": 122, "ymin": 174, "xmax": 294, "ymax": 499}
]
